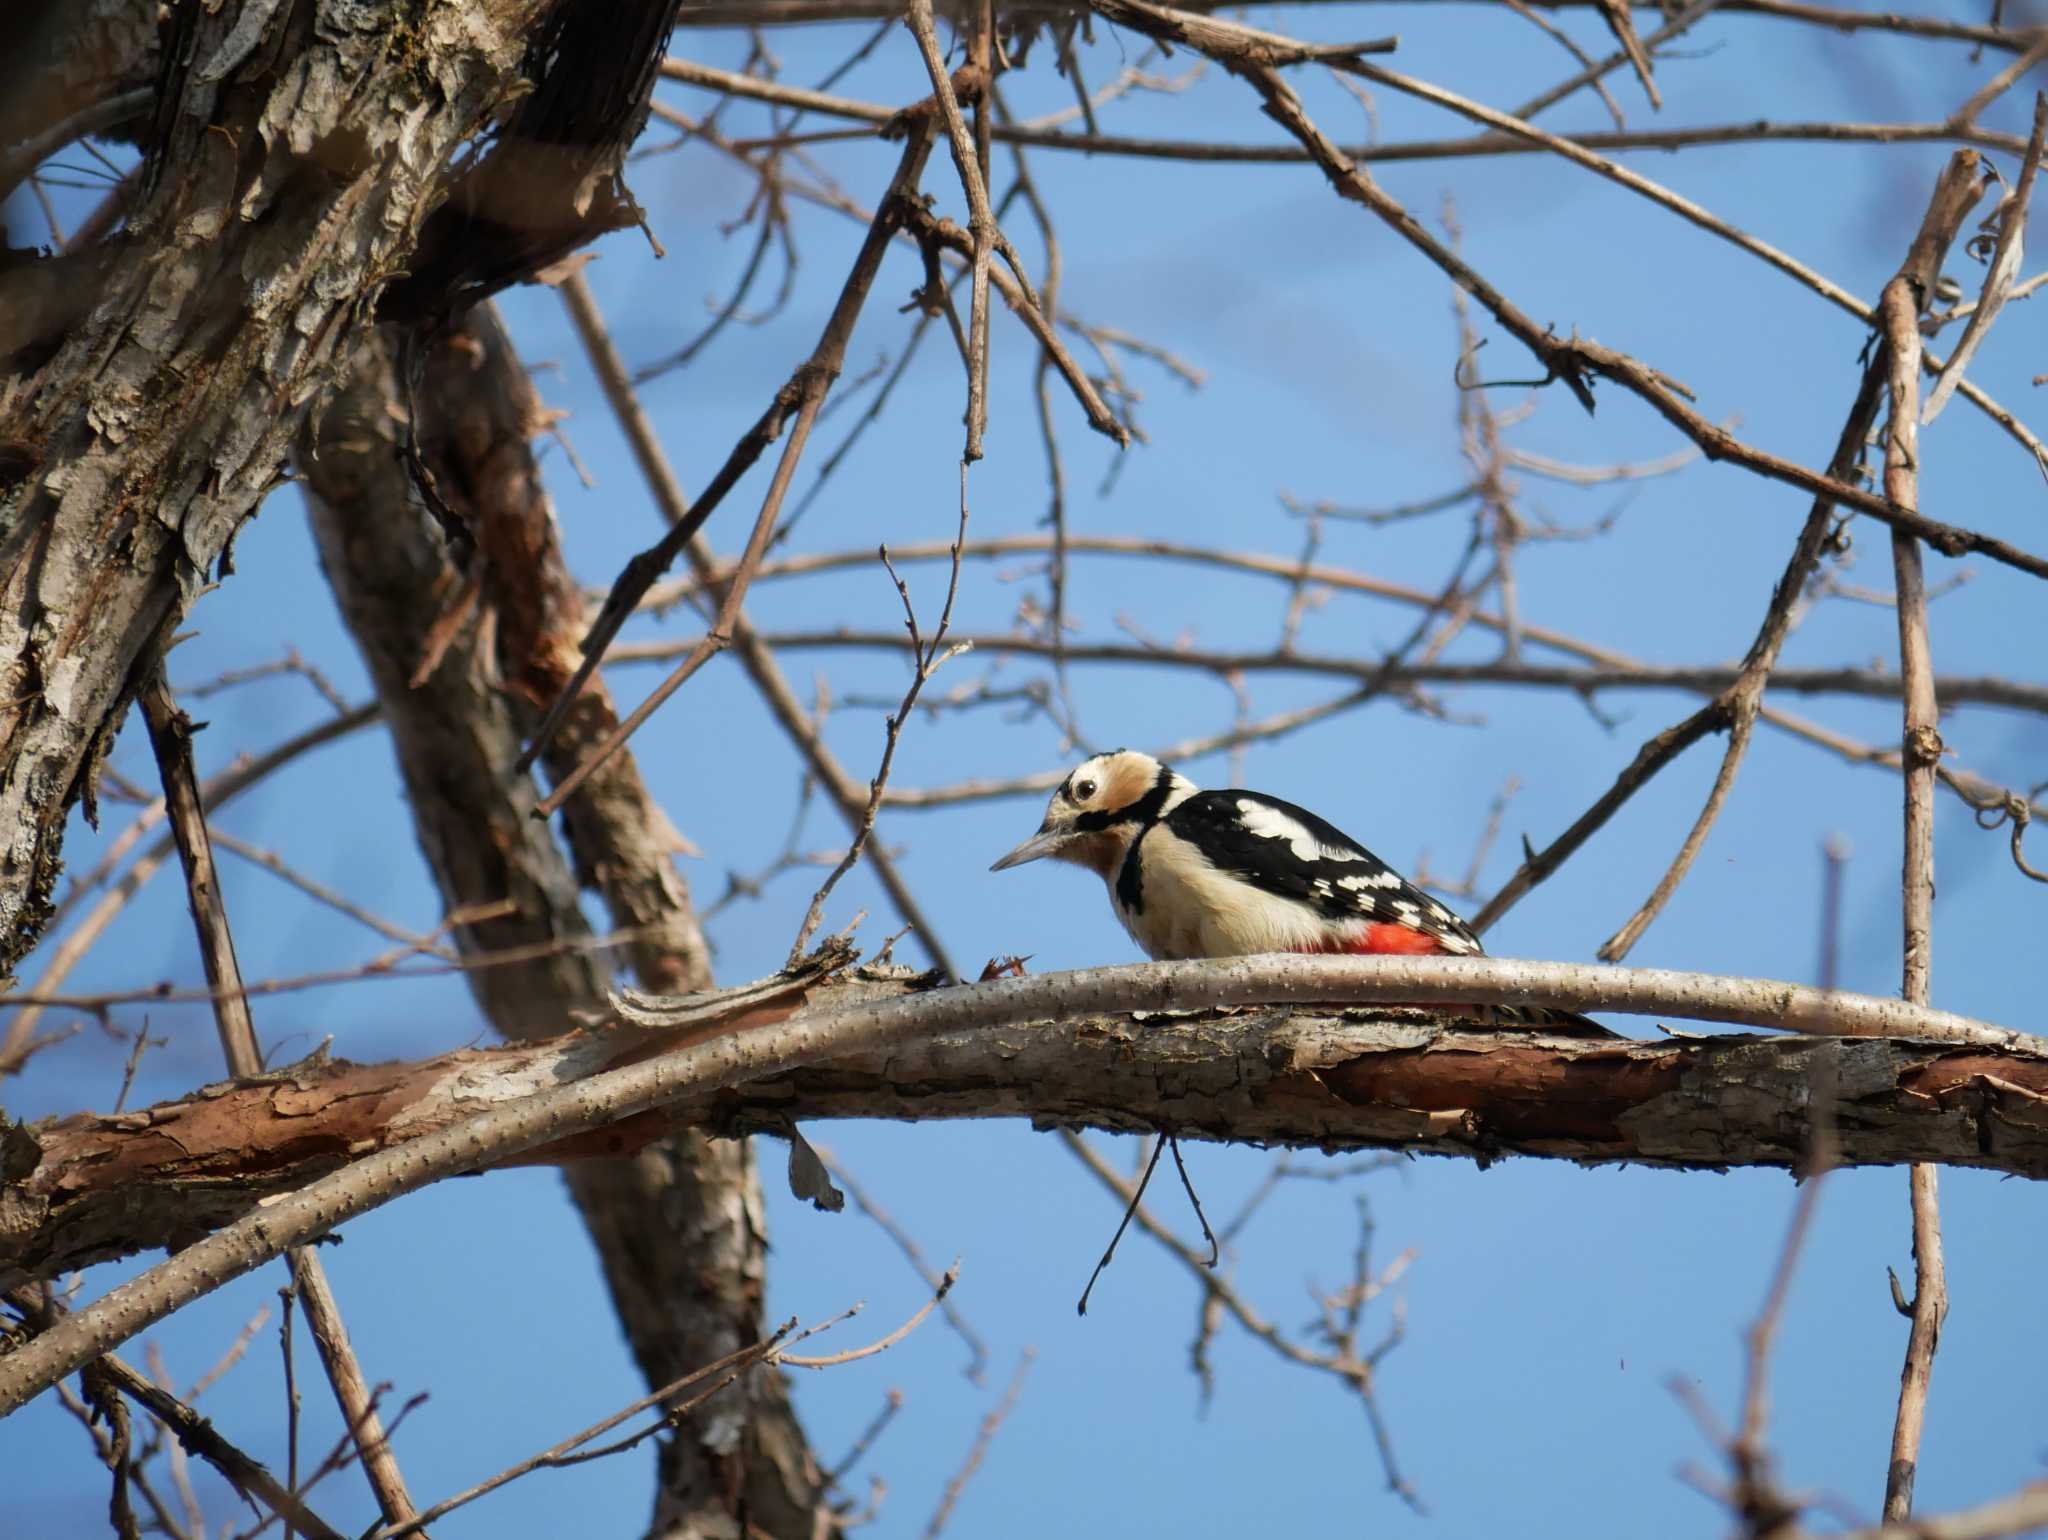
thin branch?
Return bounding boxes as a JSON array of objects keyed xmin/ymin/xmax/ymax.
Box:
[
  {"xmin": 657, "ymin": 0, "xmax": 2048, "ymax": 49},
  {"xmin": 1950, "ymin": 36, "xmax": 2048, "ymax": 125},
  {"xmin": 1513, "ymin": 0, "xmax": 1722, "ymax": 119},
  {"xmin": 367, "ymin": 1325, "xmax": 800, "ymax": 1540},
  {"xmin": 520, "ymin": 119, "xmax": 938, "ymax": 788},
  {"xmin": 142, "ymin": 677, "xmax": 424, "ymax": 1535},
  {"xmin": 614, "ymin": 630, "xmax": 2048, "ymax": 715},
  {"xmin": 139, "ymin": 681, "xmax": 266, "ymax": 1073},
  {"xmin": 903, "ymin": 0, "xmax": 997, "ymax": 458},
  {"xmin": 378, "ymin": 1269, "xmax": 952, "ymax": 1538},
  {"xmin": 1880, "ymin": 244, "xmax": 1949, "ymax": 1525},
  {"xmin": 5, "ymin": 1298, "xmax": 345, "ymax": 1540},
  {"xmin": 922, "ymin": 1350, "xmax": 1034, "ymax": 1539},
  {"xmin": 813, "ymin": 1145, "xmax": 990, "ymax": 1381},
  {"xmin": 210, "ymin": 831, "xmax": 445, "ymax": 954},
  {"xmin": 548, "ymin": 247, "xmax": 958, "ymax": 974},
  {"xmin": 663, "ymin": 58, "xmax": 2042, "ymax": 167},
  {"xmin": 825, "ymin": 1388, "xmax": 905, "ymax": 1487},
  {"xmin": 782, "ymin": 1262, "xmax": 959, "ymax": 1367},
  {"xmin": 1079, "ymin": 0, "xmax": 2048, "ymax": 495},
  {"xmin": 789, "ymin": 499, "xmax": 971, "ymax": 960},
  {"xmin": 1924, "ymin": 94, "xmax": 2047, "ymax": 425},
  {"xmin": 1056, "ymin": 1129, "xmax": 1419, "ymax": 1505},
  {"xmin": 1498, "ymin": 0, "xmax": 1628, "ymax": 130},
  {"xmin": 1595, "ymin": 152, "xmax": 1984, "ymax": 960},
  {"xmin": 1, "ymin": 703, "xmax": 380, "ymax": 1075}
]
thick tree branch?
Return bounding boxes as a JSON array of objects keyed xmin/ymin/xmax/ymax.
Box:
[
  {"xmin": 1, "ymin": 951, "xmax": 2040, "ymax": 1413},
  {"xmin": 7, "ymin": 983, "xmax": 2048, "ymax": 1289}
]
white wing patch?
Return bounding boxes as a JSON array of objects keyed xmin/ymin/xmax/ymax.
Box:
[
  {"xmin": 1233, "ymin": 798, "xmax": 1362, "ymax": 862},
  {"xmin": 1336, "ymin": 871, "xmax": 1401, "ymax": 890}
]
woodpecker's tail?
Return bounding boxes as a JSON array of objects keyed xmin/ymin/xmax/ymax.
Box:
[{"xmin": 1491, "ymin": 1002, "xmax": 1619, "ymax": 1039}]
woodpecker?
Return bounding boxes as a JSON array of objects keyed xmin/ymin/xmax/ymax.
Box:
[{"xmin": 991, "ymin": 749, "xmax": 1604, "ymax": 1030}]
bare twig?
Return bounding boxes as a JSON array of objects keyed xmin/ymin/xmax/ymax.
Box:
[
  {"xmin": 1595, "ymin": 152, "xmax": 1984, "ymax": 960},
  {"xmin": 522, "ymin": 119, "xmax": 938, "ymax": 791},
  {"xmin": 139, "ymin": 680, "xmax": 265, "ymax": 1072},
  {"xmin": 142, "ymin": 677, "xmax": 425, "ymax": 1535},
  {"xmin": 789, "ymin": 494, "xmax": 971, "ymax": 960},
  {"xmin": 549, "ymin": 258, "xmax": 957, "ymax": 974},
  {"xmin": 813, "ymin": 1145, "xmax": 991, "ymax": 1380},
  {"xmin": 0, "ymin": 703, "xmax": 379, "ymax": 1074},
  {"xmin": 783, "ymin": 1263, "xmax": 960, "ymax": 1367},
  {"xmin": 1076, "ymin": 1134, "xmax": 1167, "ymax": 1316},
  {"xmin": 1592, "ymin": 0, "xmax": 1660, "ymax": 108},
  {"xmin": 1924, "ymin": 94, "xmax": 2047, "ymax": 425},
  {"xmin": 1880, "ymin": 244, "xmax": 1949, "ymax": 1525},
  {"xmin": 279, "ymin": 1287, "xmax": 301, "ymax": 1540},
  {"xmin": 1514, "ymin": 0, "xmax": 1722, "ymax": 119},
  {"xmin": 378, "ymin": 1273, "xmax": 951, "ymax": 1539},
  {"xmin": 368, "ymin": 1325, "xmax": 800, "ymax": 1540},
  {"xmin": 922, "ymin": 1350, "xmax": 1035, "ymax": 1539},
  {"xmin": 1079, "ymin": 0, "xmax": 2048, "ymax": 500},
  {"xmin": 903, "ymin": 0, "xmax": 997, "ymax": 458},
  {"xmin": 4, "ymin": 1288, "xmax": 346, "ymax": 1540},
  {"xmin": 613, "ymin": 630, "xmax": 2048, "ymax": 715},
  {"xmin": 826, "ymin": 1388, "xmax": 906, "ymax": 1487},
  {"xmin": 1951, "ymin": 37, "xmax": 2048, "ymax": 126},
  {"xmin": 210, "ymin": 831, "xmax": 445, "ymax": 954},
  {"xmin": 665, "ymin": 55, "xmax": 2044, "ymax": 167},
  {"xmin": 1057, "ymin": 1128, "xmax": 1420, "ymax": 1505}
]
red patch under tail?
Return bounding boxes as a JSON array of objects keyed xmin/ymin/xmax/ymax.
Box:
[
  {"xmin": 1292, "ymin": 924, "xmax": 1449, "ymax": 957},
  {"xmin": 1293, "ymin": 925, "xmax": 1456, "ymax": 1011}
]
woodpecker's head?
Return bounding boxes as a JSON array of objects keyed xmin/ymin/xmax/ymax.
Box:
[{"xmin": 990, "ymin": 750, "xmax": 1194, "ymax": 878}]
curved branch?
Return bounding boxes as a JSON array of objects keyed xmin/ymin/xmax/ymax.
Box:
[
  {"xmin": 14, "ymin": 992, "xmax": 2048, "ymax": 1295},
  {"xmin": 0, "ymin": 953, "xmax": 2036, "ymax": 1415}
]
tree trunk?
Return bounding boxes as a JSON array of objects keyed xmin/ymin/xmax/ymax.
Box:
[
  {"xmin": 0, "ymin": 0, "xmax": 545, "ymax": 972},
  {"xmin": 296, "ymin": 314, "xmax": 831, "ymax": 1540}
]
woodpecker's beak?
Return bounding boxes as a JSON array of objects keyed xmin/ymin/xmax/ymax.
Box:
[{"xmin": 990, "ymin": 825, "xmax": 1070, "ymax": 871}]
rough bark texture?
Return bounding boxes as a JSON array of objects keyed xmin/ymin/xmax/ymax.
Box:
[
  {"xmin": 410, "ymin": 311, "xmax": 711, "ymax": 997},
  {"xmin": 11, "ymin": 998, "xmax": 2048, "ymax": 1289},
  {"xmin": 298, "ymin": 317, "xmax": 830, "ymax": 1540},
  {"xmin": 0, "ymin": 0, "xmax": 548, "ymax": 973}
]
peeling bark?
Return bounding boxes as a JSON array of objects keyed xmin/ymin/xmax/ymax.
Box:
[
  {"xmin": 10, "ymin": 1000, "xmax": 2048, "ymax": 1290},
  {"xmin": 0, "ymin": 0, "xmax": 548, "ymax": 972},
  {"xmin": 0, "ymin": 0, "xmax": 691, "ymax": 979}
]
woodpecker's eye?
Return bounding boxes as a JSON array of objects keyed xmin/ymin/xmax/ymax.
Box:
[{"xmin": 1074, "ymin": 778, "xmax": 1098, "ymax": 802}]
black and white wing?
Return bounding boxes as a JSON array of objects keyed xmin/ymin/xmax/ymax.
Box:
[{"xmin": 1162, "ymin": 790, "xmax": 1484, "ymax": 955}]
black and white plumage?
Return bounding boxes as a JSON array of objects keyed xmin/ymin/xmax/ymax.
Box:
[
  {"xmin": 990, "ymin": 750, "xmax": 1608, "ymax": 1033},
  {"xmin": 989, "ymin": 749, "xmax": 1481, "ymax": 961}
]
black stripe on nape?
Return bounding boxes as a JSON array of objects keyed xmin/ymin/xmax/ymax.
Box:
[{"xmin": 1075, "ymin": 761, "xmax": 1178, "ymax": 833}]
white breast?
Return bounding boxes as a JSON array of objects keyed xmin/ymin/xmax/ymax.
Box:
[{"xmin": 1109, "ymin": 827, "xmax": 1333, "ymax": 960}]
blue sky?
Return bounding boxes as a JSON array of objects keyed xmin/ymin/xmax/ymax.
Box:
[{"xmin": 7, "ymin": 5, "xmax": 2047, "ymax": 1537}]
